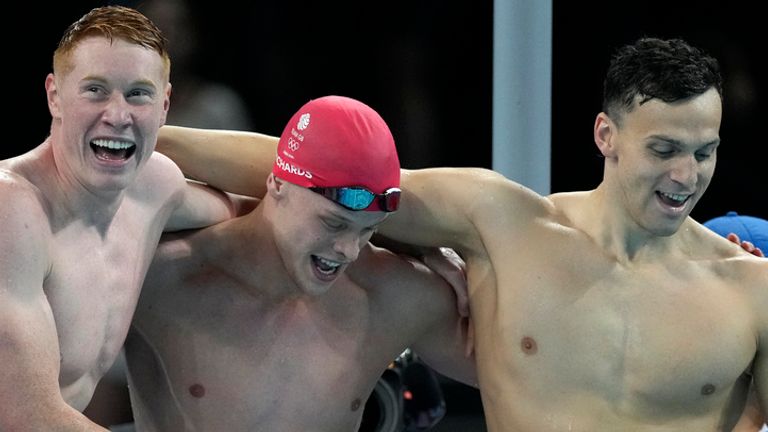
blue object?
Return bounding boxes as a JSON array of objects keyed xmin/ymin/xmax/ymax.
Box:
[{"xmin": 703, "ymin": 211, "xmax": 768, "ymax": 252}]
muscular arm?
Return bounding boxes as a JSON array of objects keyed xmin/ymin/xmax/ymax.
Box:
[
  {"xmin": 148, "ymin": 152, "xmax": 240, "ymax": 232},
  {"xmin": 752, "ymin": 260, "xmax": 768, "ymax": 420},
  {"xmin": 156, "ymin": 125, "xmax": 278, "ymax": 197},
  {"xmin": 397, "ymin": 257, "xmax": 477, "ymax": 386},
  {"xmin": 382, "ymin": 167, "xmax": 543, "ymax": 255},
  {"xmin": 732, "ymin": 384, "xmax": 765, "ymax": 432},
  {"xmin": 0, "ymin": 183, "xmax": 107, "ymax": 431}
]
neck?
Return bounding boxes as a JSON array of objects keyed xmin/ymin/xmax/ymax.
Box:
[
  {"xmin": 581, "ymin": 186, "xmax": 679, "ymax": 263},
  {"xmin": 208, "ymin": 206, "xmax": 304, "ymax": 300},
  {"xmin": 37, "ymin": 139, "xmax": 126, "ymax": 230}
]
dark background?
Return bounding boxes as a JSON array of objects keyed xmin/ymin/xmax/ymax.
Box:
[
  {"xmin": 3, "ymin": 1, "xmax": 763, "ymax": 429},
  {"xmin": 5, "ymin": 1, "xmax": 764, "ymax": 221}
]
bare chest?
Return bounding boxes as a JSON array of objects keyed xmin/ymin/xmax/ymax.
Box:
[
  {"xmin": 132, "ymin": 284, "xmax": 395, "ymax": 430},
  {"xmin": 45, "ymin": 217, "xmax": 165, "ymax": 391},
  {"xmin": 479, "ymin": 252, "xmax": 756, "ymax": 418}
]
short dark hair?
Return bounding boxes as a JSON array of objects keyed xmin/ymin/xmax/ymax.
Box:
[{"xmin": 602, "ymin": 37, "xmax": 722, "ymax": 121}]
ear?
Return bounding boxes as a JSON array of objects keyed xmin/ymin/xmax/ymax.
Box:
[
  {"xmin": 594, "ymin": 112, "xmax": 618, "ymax": 158},
  {"xmin": 45, "ymin": 73, "xmax": 61, "ymax": 119},
  {"xmin": 160, "ymin": 83, "xmax": 172, "ymax": 126},
  {"xmin": 267, "ymin": 174, "xmax": 283, "ymax": 199}
]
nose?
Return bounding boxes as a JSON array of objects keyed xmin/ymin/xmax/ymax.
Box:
[
  {"xmin": 669, "ymin": 155, "xmax": 698, "ymax": 188},
  {"xmin": 333, "ymin": 232, "xmax": 364, "ymax": 262},
  {"xmin": 101, "ymin": 93, "xmax": 133, "ymax": 128}
]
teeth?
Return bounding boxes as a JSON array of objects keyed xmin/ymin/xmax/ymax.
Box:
[
  {"xmin": 317, "ymin": 257, "xmax": 341, "ymax": 268},
  {"xmin": 92, "ymin": 139, "xmax": 134, "ymax": 150},
  {"xmin": 660, "ymin": 192, "xmax": 688, "ymax": 202}
]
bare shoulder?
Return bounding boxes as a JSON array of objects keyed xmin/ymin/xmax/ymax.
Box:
[
  {"xmin": 547, "ymin": 191, "xmax": 594, "ymax": 224},
  {"xmin": 687, "ymin": 219, "xmax": 768, "ymax": 292},
  {"xmin": 146, "ymin": 231, "xmax": 200, "ymax": 281},
  {"xmin": 128, "ymin": 152, "xmax": 186, "ymax": 201},
  {"xmin": 347, "ymin": 244, "xmax": 453, "ymax": 305},
  {"xmin": 444, "ymin": 168, "xmax": 556, "ymax": 232},
  {"xmin": 349, "ymin": 244, "xmax": 429, "ymax": 283},
  {"xmin": 141, "ymin": 231, "xmax": 201, "ymax": 302},
  {"xmin": 0, "ymin": 169, "xmax": 51, "ymax": 230},
  {"xmin": 449, "ymin": 167, "xmax": 552, "ymax": 213},
  {"xmin": 688, "ymin": 218, "xmax": 762, "ymax": 260},
  {"xmin": 0, "ymin": 170, "xmax": 51, "ymax": 292}
]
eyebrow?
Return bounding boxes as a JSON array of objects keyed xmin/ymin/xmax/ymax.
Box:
[
  {"xmin": 81, "ymin": 75, "xmax": 159, "ymax": 90},
  {"xmin": 647, "ymin": 135, "xmax": 720, "ymax": 148}
]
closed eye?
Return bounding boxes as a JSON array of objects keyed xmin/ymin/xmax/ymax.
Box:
[
  {"xmin": 321, "ymin": 218, "xmax": 345, "ymax": 231},
  {"xmin": 652, "ymin": 149, "xmax": 675, "ymax": 159}
]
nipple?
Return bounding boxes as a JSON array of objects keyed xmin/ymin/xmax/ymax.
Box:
[
  {"xmin": 521, "ymin": 336, "xmax": 538, "ymax": 355},
  {"xmin": 189, "ymin": 383, "xmax": 206, "ymax": 398}
]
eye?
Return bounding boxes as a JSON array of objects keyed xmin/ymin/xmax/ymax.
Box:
[
  {"xmin": 83, "ymin": 85, "xmax": 107, "ymax": 98},
  {"xmin": 127, "ymin": 88, "xmax": 153, "ymax": 101},
  {"xmin": 321, "ymin": 218, "xmax": 345, "ymax": 231},
  {"xmin": 652, "ymin": 149, "xmax": 675, "ymax": 159},
  {"xmin": 695, "ymin": 152, "xmax": 713, "ymax": 162}
]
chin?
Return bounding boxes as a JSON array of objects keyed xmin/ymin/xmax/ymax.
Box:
[
  {"xmin": 302, "ymin": 282, "xmax": 334, "ymax": 296},
  {"xmin": 650, "ymin": 218, "xmax": 686, "ymax": 237}
]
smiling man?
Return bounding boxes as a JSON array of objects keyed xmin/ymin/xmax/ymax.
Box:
[
  {"xmin": 0, "ymin": 6, "xmax": 253, "ymax": 431},
  {"xmin": 155, "ymin": 37, "xmax": 767, "ymax": 430},
  {"xmin": 124, "ymin": 96, "xmax": 474, "ymax": 432}
]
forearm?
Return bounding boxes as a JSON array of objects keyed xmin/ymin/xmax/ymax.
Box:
[
  {"xmin": 731, "ymin": 385, "xmax": 764, "ymax": 431},
  {"xmin": 2, "ymin": 403, "xmax": 109, "ymax": 432},
  {"xmin": 0, "ymin": 342, "xmax": 106, "ymax": 432},
  {"xmin": 413, "ymin": 318, "xmax": 478, "ymax": 388},
  {"xmin": 157, "ymin": 125, "xmax": 279, "ymax": 197},
  {"xmin": 371, "ymin": 233, "xmax": 429, "ymax": 259}
]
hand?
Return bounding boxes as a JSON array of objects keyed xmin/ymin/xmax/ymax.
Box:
[
  {"xmin": 420, "ymin": 247, "xmax": 469, "ymax": 318},
  {"xmin": 420, "ymin": 247, "xmax": 475, "ymax": 358},
  {"xmin": 727, "ymin": 233, "xmax": 764, "ymax": 257}
]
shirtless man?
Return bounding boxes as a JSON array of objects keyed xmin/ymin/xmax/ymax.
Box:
[
  {"xmin": 124, "ymin": 96, "xmax": 475, "ymax": 431},
  {"xmin": 0, "ymin": 7, "xmax": 264, "ymax": 431},
  {"xmin": 704, "ymin": 212, "xmax": 767, "ymax": 432},
  {"xmin": 156, "ymin": 38, "xmax": 766, "ymax": 430}
]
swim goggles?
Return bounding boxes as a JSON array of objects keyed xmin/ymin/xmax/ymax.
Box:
[{"xmin": 310, "ymin": 186, "xmax": 401, "ymax": 212}]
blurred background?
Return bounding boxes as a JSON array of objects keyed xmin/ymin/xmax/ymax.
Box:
[
  {"xmin": 4, "ymin": 1, "xmax": 763, "ymax": 430},
  {"xmin": 5, "ymin": 0, "xmax": 764, "ymax": 219}
]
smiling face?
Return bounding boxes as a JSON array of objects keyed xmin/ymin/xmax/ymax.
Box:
[
  {"xmin": 46, "ymin": 36, "xmax": 171, "ymax": 193},
  {"xmin": 598, "ymin": 88, "xmax": 722, "ymax": 236},
  {"xmin": 268, "ymin": 176, "xmax": 388, "ymax": 296}
]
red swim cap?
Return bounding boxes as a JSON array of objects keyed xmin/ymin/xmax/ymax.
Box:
[{"xmin": 272, "ymin": 96, "xmax": 400, "ymax": 197}]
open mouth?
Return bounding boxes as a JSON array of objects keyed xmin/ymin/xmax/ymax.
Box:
[
  {"xmin": 90, "ymin": 139, "xmax": 136, "ymax": 162},
  {"xmin": 311, "ymin": 255, "xmax": 342, "ymax": 278},
  {"xmin": 656, "ymin": 191, "xmax": 690, "ymax": 208}
]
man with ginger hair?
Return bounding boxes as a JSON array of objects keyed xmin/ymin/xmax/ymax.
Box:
[{"xmin": 0, "ymin": 6, "xmax": 263, "ymax": 430}]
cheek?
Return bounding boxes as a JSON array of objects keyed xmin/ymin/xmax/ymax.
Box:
[
  {"xmin": 618, "ymin": 158, "xmax": 652, "ymax": 186},
  {"xmin": 701, "ymin": 159, "xmax": 716, "ymax": 178},
  {"xmin": 698, "ymin": 165, "xmax": 716, "ymax": 188},
  {"xmin": 360, "ymin": 231, "xmax": 375, "ymax": 246},
  {"xmin": 627, "ymin": 157, "xmax": 665, "ymax": 182}
]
